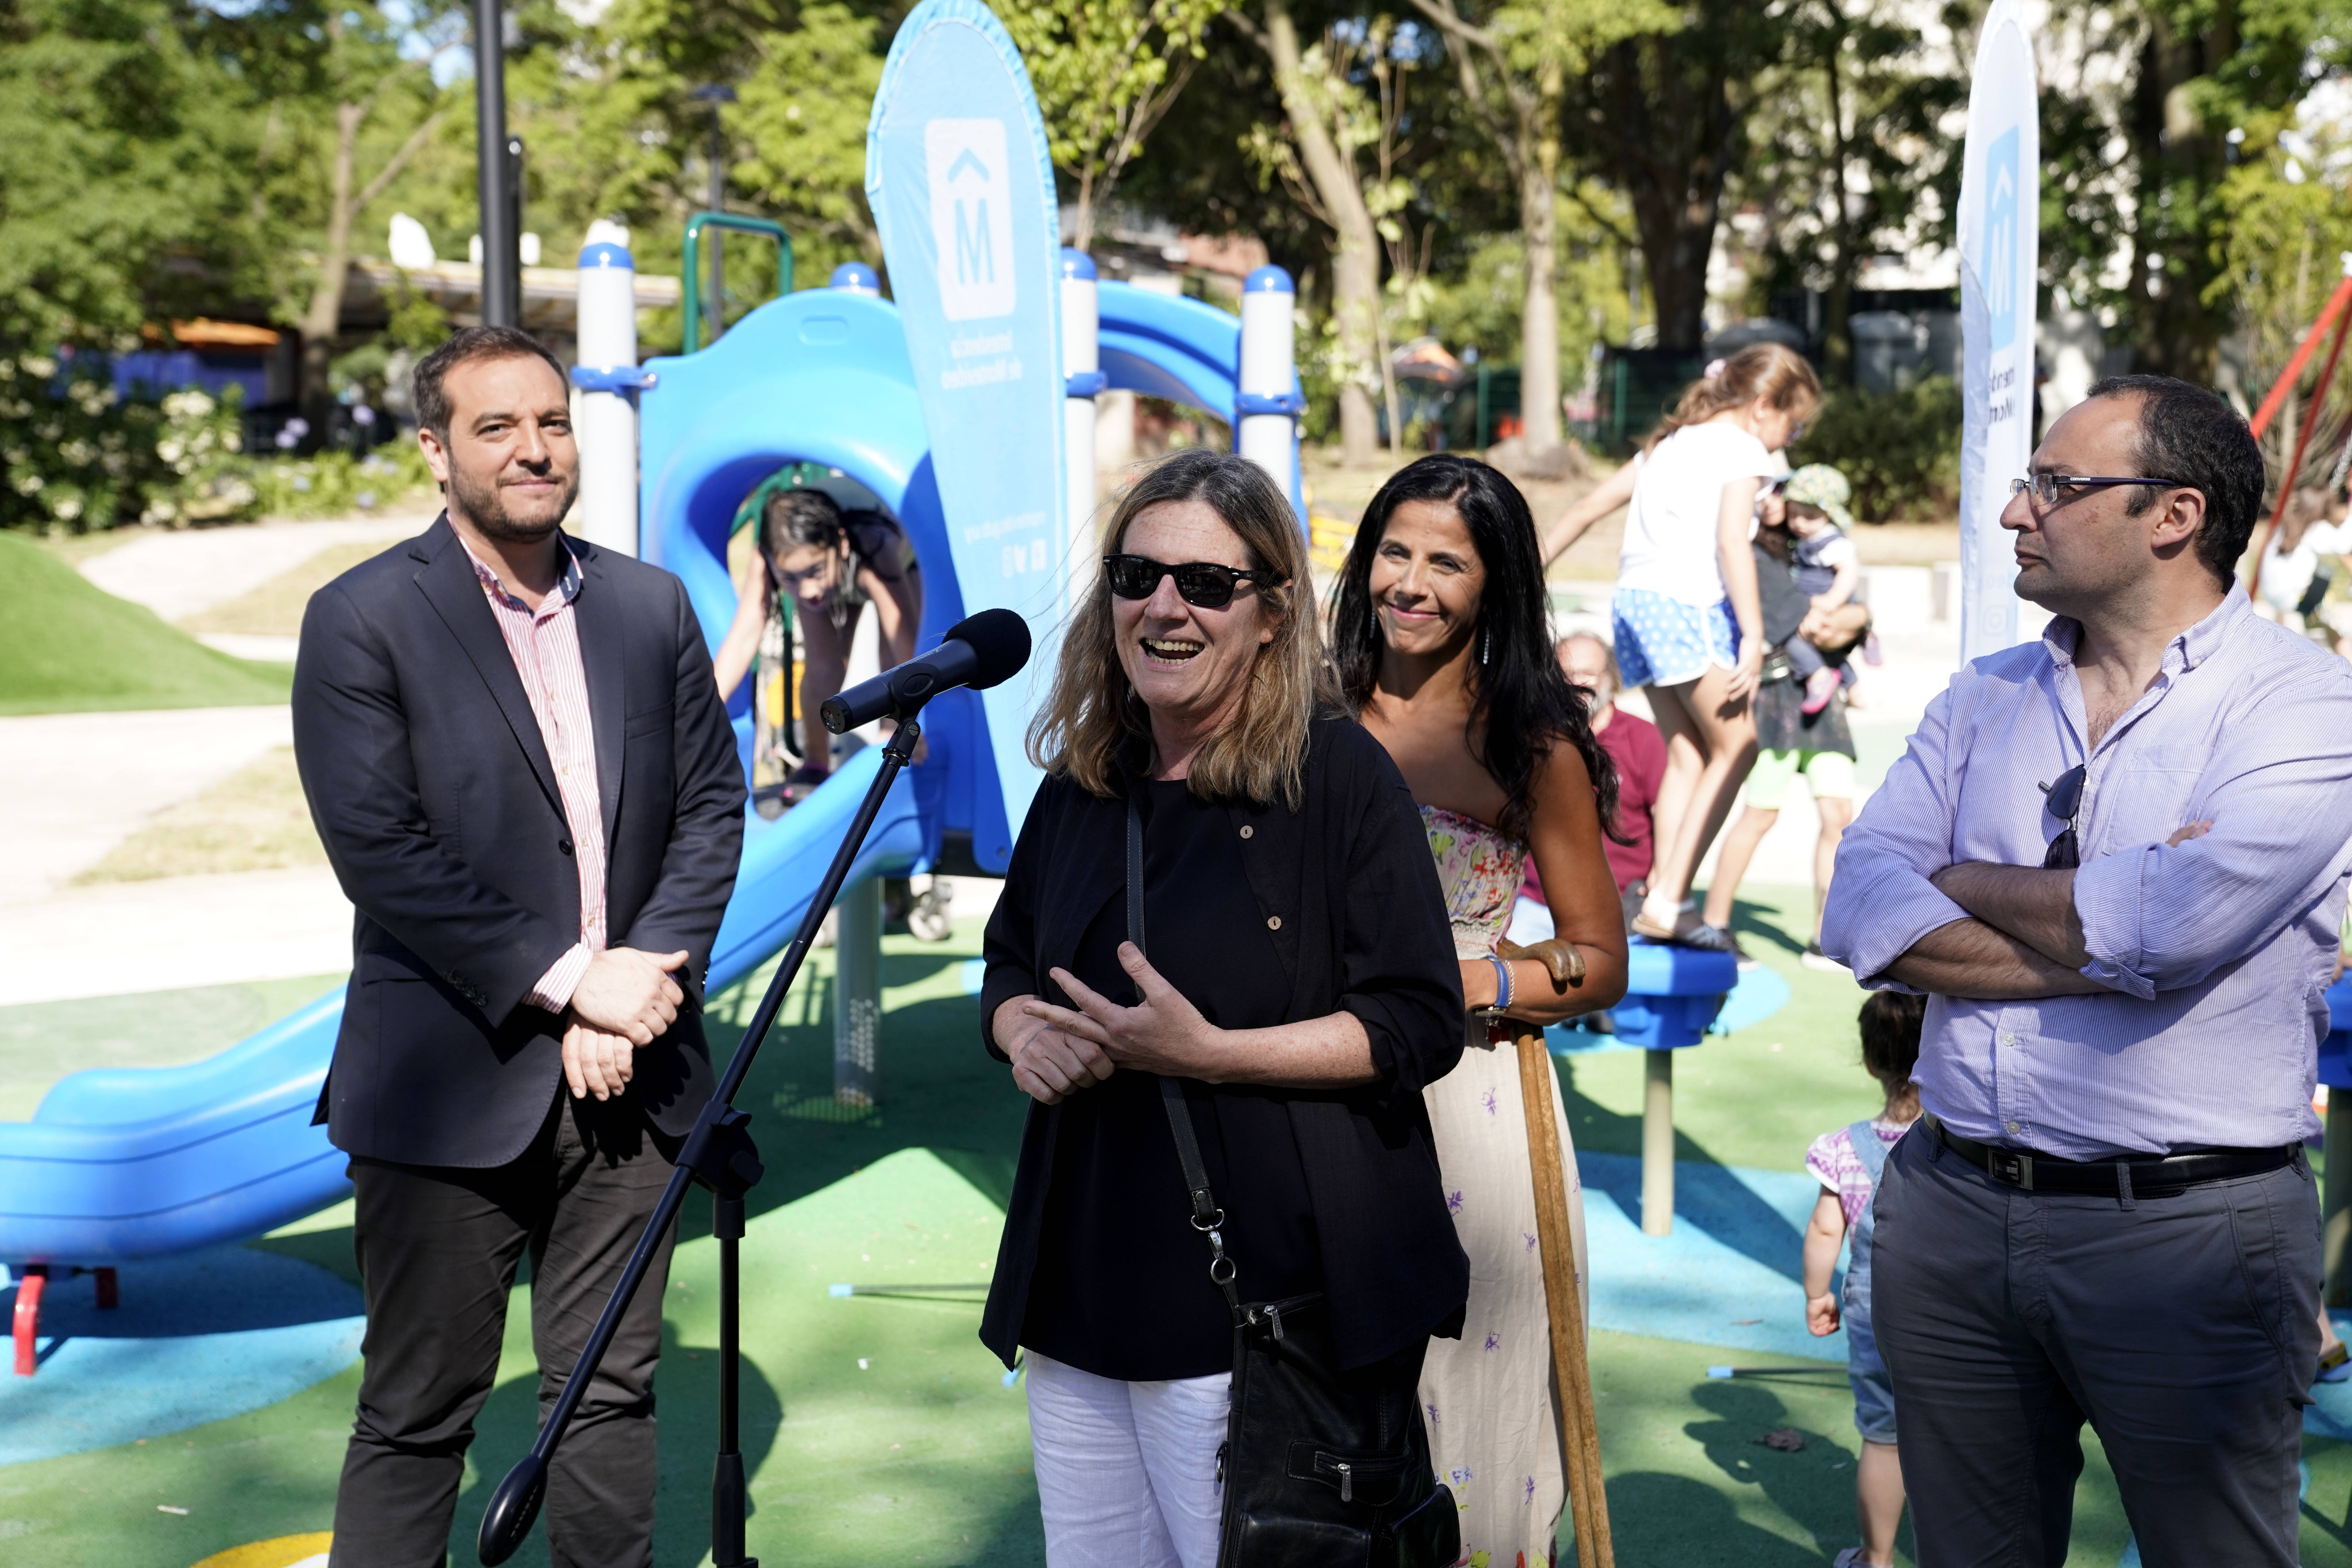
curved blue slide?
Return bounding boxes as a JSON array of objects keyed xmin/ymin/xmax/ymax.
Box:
[{"xmin": 0, "ymin": 280, "xmax": 1285, "ymax": 1270}]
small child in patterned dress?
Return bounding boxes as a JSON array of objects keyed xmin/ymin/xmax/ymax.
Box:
[{"xmin": 1802, "ymin": 990, "xmax": 1926, "ymax": 1568}]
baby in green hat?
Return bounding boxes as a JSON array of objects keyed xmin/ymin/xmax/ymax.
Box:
[{"xmin": 1779, "ymin": 463, "xmax": 1860, "ymax": 714}]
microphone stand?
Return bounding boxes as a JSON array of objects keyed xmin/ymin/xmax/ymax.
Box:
[{"xmin": 478, "ymin": 716, "xmax": 925, "ymax": 1566}]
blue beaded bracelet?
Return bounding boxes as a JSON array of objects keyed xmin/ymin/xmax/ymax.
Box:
[{"xmin": 1486, "ymin": 953, "xmax": 1513, "ymax": 1012}]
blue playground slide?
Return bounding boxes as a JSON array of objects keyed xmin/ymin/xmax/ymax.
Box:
[{"xmin": 0, "ymin": 274, "xmax": 1291, "ymax": 1273}]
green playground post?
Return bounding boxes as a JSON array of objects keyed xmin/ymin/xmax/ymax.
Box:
[{"xmin": 682, "ymin": 213, "xmax": 794, "ymax": 352}]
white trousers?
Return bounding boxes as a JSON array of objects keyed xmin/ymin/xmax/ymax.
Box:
[{"xmin": 1026, "ymin": 1350, "xmax": 1230, "ymax": 1568}]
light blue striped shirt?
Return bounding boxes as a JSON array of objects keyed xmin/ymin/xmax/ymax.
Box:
[{"xmin": 1822, "ymin": 586, "xmax": 2352, "ymax": 1159}]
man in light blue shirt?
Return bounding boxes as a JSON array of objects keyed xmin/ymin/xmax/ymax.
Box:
[{"xmin": 1823, "ymin": 375, "xmax": 2352, "ymax": 1567}]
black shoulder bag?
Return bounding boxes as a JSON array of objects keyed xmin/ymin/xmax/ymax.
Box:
[{"xmin": 1127, "ymin": 801, "xmax": 1459, "ymax": 1568}]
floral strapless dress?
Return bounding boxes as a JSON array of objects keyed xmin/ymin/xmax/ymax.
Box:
[{"xmin": 1418, "ymin": 805, "xmax": 1590, "ymax": 1568}]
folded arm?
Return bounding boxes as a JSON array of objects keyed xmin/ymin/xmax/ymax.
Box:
[
  {"xmin": 2066, "ymin": 669, "xmax": 2352, "ymax": 1000},
  {"xmin": 1822, "ymin": 685, "xmax": 2102, "ymax": 1000}
]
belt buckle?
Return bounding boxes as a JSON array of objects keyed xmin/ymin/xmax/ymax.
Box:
[{"xmin": 1987, "ymin": 1148, "xmax": 2035, "ymax": 1191}]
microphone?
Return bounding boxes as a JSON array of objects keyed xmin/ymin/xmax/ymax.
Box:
[{"xmin": 820, "ymin": 607, "xmax": 1032, "ymax": 734}]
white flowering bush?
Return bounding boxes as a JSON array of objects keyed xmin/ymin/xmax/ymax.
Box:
[{"xmin": 0, "ymin": 355, "xmax": 433, "ymax": 533}]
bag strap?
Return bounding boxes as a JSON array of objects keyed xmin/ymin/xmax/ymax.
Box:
[{"xmin": 1129, "ymin": 797, "xmax": 1241, "ymax": 1310}]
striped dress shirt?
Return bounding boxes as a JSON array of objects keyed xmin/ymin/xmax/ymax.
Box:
[{"xmin": 461, "ymin": 538, "xmax": 606, "ymax": 1013}]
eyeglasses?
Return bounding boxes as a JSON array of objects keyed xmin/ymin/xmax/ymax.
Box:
[
  {"xmin": 1102, "ymin": 554, "xmax": 1276, "ymax": 609},
  {"xmin": 2039, "ymin": 763, "xmax": 2086, "ymax": 870},
  {"xmin": 2009, "ymin": 474, "xmax": 2194, "ymax": 509}
]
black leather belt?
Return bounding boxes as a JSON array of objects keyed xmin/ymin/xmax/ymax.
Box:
[{"xmin": 1931, "ymin": 1116, "xmax": 2297, "ymax": 1197}]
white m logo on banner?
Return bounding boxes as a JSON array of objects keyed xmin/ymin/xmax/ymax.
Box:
[{"xmin": 926, "ymin": 119, "xmax": 1017, "ymax": 320}]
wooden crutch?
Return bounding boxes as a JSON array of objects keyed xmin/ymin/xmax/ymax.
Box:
[{"xmin": 1500, "ymin": 938, "xmax": 1616, "ymax": 1568}]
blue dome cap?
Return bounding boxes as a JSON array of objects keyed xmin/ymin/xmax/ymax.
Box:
[
  {"xmin": 829, "ymin": 261, "xmax": 880, "ymax": 293},
  {"xmin": 578, "ymin": 241, "xmax": 634, "ymax": 271},
  {"xmin": 1243, "ymin": 265, "xmax": 1294, "ymax": 295},
  {"xmin": 1060, "ymin": 249, "xmax": 1098, "ymax": 281}
]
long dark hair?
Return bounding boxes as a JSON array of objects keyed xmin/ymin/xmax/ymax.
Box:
[{"xmin": 1332, "ymin": 454, "xmax": 1619, "ymax": 843}]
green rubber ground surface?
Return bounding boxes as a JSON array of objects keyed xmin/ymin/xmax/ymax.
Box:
[{"xmin": 4, "ymin": 894, "xmax": 2350, "ymax": 1566}]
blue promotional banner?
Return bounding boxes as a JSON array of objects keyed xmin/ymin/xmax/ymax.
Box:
[
  {"xmin": 1956, "ymin": 0, "xmax": 2039, "ymax": 664},
  {"xmin": 867, "ymin": 0, "xmax": 1068, "ymax": 839}
]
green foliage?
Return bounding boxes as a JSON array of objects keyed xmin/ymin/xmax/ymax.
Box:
[
  {"xmin": 994, "ymin": 0, "xmax": 1233, "ymax": 244},
  {"xmin": 1418, "ymin": 201, "xmax": 1631, "ymax": 372},
  {"xmin": 0, "ymin": 530, "xmax": 293, "ymax": 714},
  {"xmin": 731, "ymin": 5, "xmax": 886, "ymax": 264},
  {"xmin": 0, "ymin": 0, "xmax": 263, "ymax": 347},
  {"xmin": 1790, "ymin": 374, "xmax": 1959, "ymax": 524},
  {"xmin": 248, "ymin": 442, "xmax": 434, "ymax": 520}
]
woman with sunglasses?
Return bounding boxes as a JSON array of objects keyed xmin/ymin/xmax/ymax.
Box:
[
  {"xmin": 712, "ymin": 483, "xmax": 923, "ymax": 805},
  {"xmin": 978, "ymin": 448, "xmax": 1469, "ymax": 1566},
  {"xmin": 1541, "ymin": 342, "xmax": 1821, "ymax": 949},
  {"xmin": 1335, "ymin": 453, "xmax": 1629, "ymax": 1568}
]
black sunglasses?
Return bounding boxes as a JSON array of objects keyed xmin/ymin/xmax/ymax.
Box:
[
  {"xmin": 2040, "ymin": 763, "xmax": 2086, "ymax": 870},
  {"xmin": 1102, "ymin": 554, "xmax": 1276, "ymax": 609}
]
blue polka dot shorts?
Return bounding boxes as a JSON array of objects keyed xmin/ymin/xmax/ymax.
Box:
[{"xmin": 1612, "ymin": 587, "xmax": 1739, "ymax": 688}]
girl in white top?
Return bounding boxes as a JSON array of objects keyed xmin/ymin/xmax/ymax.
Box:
[
  {"xmin": 2254, "ymin": 486, "xmax": 2347, "ymax": 632},
  {"xmin": 1543, "ymin": 344, "xmax": 1821, "ymax": 948}
]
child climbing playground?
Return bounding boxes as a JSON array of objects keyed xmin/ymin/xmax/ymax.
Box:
[{"xmin": 1802, "ymin": 990, "xmax": 1927, "ymax": 1568}]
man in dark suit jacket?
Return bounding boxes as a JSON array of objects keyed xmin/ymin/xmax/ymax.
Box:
[{"xmin": 293, "ymin": 325, "xmax": 745, "ymax": 1568}]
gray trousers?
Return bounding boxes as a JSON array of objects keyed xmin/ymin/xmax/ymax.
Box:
[
  {"xmin": 329, "ymin": 1091, "xmax": 679, "ymax": 1568},
  {"xmin": 1871, "ymin": 1124, "xmax": 2320, "ymax": 1568}
]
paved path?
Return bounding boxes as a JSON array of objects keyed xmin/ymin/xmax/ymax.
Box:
[
  {"xmin": 0, "ymin": 706, "xmax": 296, "ymax": 906},
  {"xmin": 78, "ymin": 514, "xmax": 430, "ymax": 624}
]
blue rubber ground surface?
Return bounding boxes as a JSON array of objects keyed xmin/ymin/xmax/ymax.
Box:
[{"xmin": 0, "ymin": 1247, "xmax": 362, "ymax": 1465}]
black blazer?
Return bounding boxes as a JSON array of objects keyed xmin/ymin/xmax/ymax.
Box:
[
  {"xmin": 978, "ymin": 714, "xmax": 1470, "ymax": 1371},
  {"xmin": 292, "ymin": 515, "xmax": 746, "ymax": 1168}
]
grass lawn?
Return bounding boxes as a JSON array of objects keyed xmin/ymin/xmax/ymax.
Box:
[
  {"xmin": 177, "ymin": 541, "xmax": 389, "ymax": 638},
  {"xmin": 0, "ymin": 531, "xmax": 290, "ymax": 714},
  {"xmin": 73, "ymin": 747, "xmax": 325, "ymax": 884}
]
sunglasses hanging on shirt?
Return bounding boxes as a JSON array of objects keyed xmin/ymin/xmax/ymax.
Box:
[{"xmin": 2039, "ymin": 763, "xmax": 2086, "ymax": 870}]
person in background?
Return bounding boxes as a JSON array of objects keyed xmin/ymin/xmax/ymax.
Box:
[
  {"xmin": 1698, "ymin": 482, "xmax": 1866, "ymax": 969},
  {"xmin": 1543, "ymin": 632, "xmax": 1666, "ymax": 917},
  {"xmin": 2253, "ymin": 485, "xmax": 2346, "ymax": 635},
  {"xmin": 978, "ymin": 448, "xmax": 1468, "ymax": 1567},
  {"xmin": 1802, "ymin": 991, "xmax": 1927, "ymax": 1568},
  {"xmin": 1778, "ymin": 464, "xmax": 1864, "ymax": 715},
  {"xmin": 1542, "ymin": 344, "xmax": 1821, "ymax": 952},
  {"xmin": 1822, "ymin": 375, "xmax": 2352, "ymax": 1564},
  {"xmin": 712, "ymin": 485, "xmax": 922, "ymax": 804}
]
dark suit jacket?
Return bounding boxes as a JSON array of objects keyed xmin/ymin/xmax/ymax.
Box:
[
  {"xmin": 977, "ymin": 715, "xmax": 1471, "ymax": 1371},
  {"xmin": 292, "ymin": 514, "xmax": 746, "ymax": 1168}
]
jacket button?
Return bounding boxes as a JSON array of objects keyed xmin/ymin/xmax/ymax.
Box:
[
  {"xmin": 1266, "ymin": 916, "xmax": 1282, "ymax": 931},
  {"xmin": 559, "ymin": 839, "xmax": 574, "ymax": 855},
  {"xmin": 1239, "ymin": 825, "xmax": 1254, "ymax": 839}
]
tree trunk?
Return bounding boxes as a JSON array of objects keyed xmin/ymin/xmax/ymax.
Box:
[
  {"xmin": 299, "ymin": 101, "xmax": 365, "ymax": 435},
  {"xmin": 1821, "ymin": 14, "xmax": 1855, "ymax": 386},
  {"xmin": 1600, "ymin": 34, "xmax": 1740, "ymax": 353},
  {"xmin": 1516, "ymin": 70, "xmax": 1564, "ymax": 452},
  {"xmin": 1262, "ymin": 0, "xmax": 1381, "ymax": 466},
  {"xmin": 2128, "ymin": 12, "xmax": 2233, "ymax": 382}
]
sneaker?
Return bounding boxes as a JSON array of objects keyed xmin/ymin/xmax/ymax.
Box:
[
  {"xmin": 2322, "ymin": 1341, "xmax": 2350, "ymax": 1383},
  {"xmin": 1801, "ymin": 941, "xmax": 1852, "ymax": 975},
  {"xmin": 1861, "ymin": 630, "xmax": 1885, "ymax": 666}
]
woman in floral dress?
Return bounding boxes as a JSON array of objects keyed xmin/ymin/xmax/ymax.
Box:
[{"xmin": 1336, "ymin": 454, "xmax": 1630, "ymax": 1568}]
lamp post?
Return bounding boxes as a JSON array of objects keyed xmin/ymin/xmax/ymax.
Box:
[
  {"xmin": 689, "ymin": 84, "xmax": 737, "ymax": 339},
  {"xmin": 473, "ymin": 0, "xmax": 518, "ymax": 327}
]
